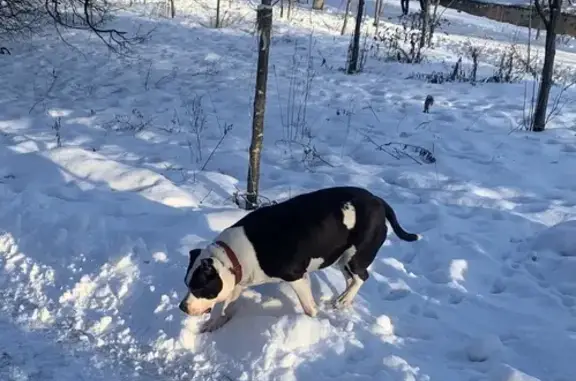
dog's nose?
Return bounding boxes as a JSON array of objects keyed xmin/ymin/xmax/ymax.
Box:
[{"xmin": 179, "ymin": 301, "xmax": 188, "ymax": 314}]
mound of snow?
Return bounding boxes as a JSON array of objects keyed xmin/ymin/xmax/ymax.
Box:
[
  {"xmin": 529, "ymin": 220, "xmax": 576, "ymax": 257},
  {"xmin": 372, "ymin": 314, "xmax": 395, "ymax": 336},
  {"xmin": 466, "ymin": 334, "xmax": 504, "ymax": 362},
  {"xmin": 45, "ymin": 147, "xmax": 200, "ymax": 209},
  {"xmin": 489, "ymin": 364, "xmax": 541, "ymax": 381},
  {"xmin": 513, "ymin": 220, "xmax": 576, "ymax": 303},
  {"xmin": 270, "ymin": 315, "xmax": 332, "ymax": 352}
]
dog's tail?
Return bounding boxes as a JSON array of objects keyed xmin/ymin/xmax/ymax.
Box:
[{"xmin": 384, "ymin": 204, "xmax": 422, "ymax": 242}]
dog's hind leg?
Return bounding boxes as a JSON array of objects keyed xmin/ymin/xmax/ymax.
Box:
[
  {"xmin": 335, "ymin": 246, "xmax": 357, "ymax": 288},
  {"xmin": 289, "ymin": 275, "xmax": 318, "ymax": 317},
  {"xmin": 333, "ymin": 229, "xmax": 387, "ymax": 310},
  {"xmin": 333, "ymin": 268, "xmax": 366, "ymax": 309},
  {"xmin": 334, "ymin": 245, "xmax": 356, "ymax": 288},
  {"xmin": 338, "ymin": 265, "xmax": 353, "ymax": 288}
]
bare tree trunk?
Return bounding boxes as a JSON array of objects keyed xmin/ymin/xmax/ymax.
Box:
[
  {"xmin": 347, "ymin": 0, "xmax": 364, "ymax": 74},
  {"xmin": 280, "ymin": 0, "xmax": 284, "ymax": 17},
  {"xmin": 247, "ymin": 0, "xmax": 273, "ymax": 209},
  {"xmin": 170, "ymin": 0, "xmax": 175, "ymax": 18},
  {"xmin": 532, "ymin": 0, "xmax": 562, "ymax": 132},
  {"xmin": 401, "ymin": 0, "xmax": 409, "ymax": 15},
  {"xmin": 312, "ymin": 0, "xmax": 324, "ymax": 10},
  {"xmin": 215, "ymin": 0, "xmax": 221, "ymax": 27},
  {"xmin": 428, "ymin": 0, "xmax": 439, "ymax": 46},
  {"xmin": 524, "ymin": 0, "xmax": 534, "ymax": 127},
  {"xmin": 373, "ymin": 0, "xmax": 382, "ymax": 27},
  {"xmin": 287, "ymin": 0, "xmax": 293, "ymax": 19},
  {"xmin": 341, "ymin": 0, "xmax": 352, "ymax": 35},
  {"xmin": 419, "ymin": 0, "xmax": 429, "ymax": 50}
]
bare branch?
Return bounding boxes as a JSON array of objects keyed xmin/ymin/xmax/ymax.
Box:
[
  {"xmin": 534, "ymin": 0, "xmax": 550, "ymax": 28},
  {"xmin": 1, "ymin": 0, "xmax": 151, "ymax": 53}
]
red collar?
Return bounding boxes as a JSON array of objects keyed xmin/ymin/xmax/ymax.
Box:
[{"xmin": 214, "ymin": 240, "xmax": 242, "ymax": 285}]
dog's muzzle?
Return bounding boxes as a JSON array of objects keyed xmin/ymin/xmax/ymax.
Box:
[{"xmin": 178, "ymin": 301, "xmax": 211, "ymax": 315}]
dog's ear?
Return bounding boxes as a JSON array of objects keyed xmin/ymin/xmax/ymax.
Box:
[
  {"xmin": 189, "ymin": 248, "xmax": 201, "ymax": 263},
  {"xmin": 184, "ymin": 249, "xmax": 203, "ymax": 286}
]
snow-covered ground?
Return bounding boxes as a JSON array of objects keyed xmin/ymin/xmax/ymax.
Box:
[{"xmin": 1, "ymin": 0, "xmax": 576, "ymax": 380}]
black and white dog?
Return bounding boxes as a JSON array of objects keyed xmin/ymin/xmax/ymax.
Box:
[{"xmin": 179, "ymin": 186, "xmax": 421, "ymax": 332}]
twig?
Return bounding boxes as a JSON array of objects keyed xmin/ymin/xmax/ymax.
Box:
[
  {"xmin": 144, "ymin": 61, "xmax": 153, "ymax": 90},
  {"xmin": 199, "ymin": 189, "xmax": 213, "ymax": 204},
  {"xmin": 29, "ymin": 68, "xmax": 59, "ymax": 114},
  {"xmin": 275, "ymin": 139, "xmax": 335, "ymax": 168},
  {"xmin": 546, "ymin": 80, "xmax": 576, "ymax": 125},
  {"xmin": 230, "ymin": 186, "xmax": 277, "ymax": 210},
  {"xmin": 200, "ymin": 123, "xmax": 233, "ymax": 171},
  {"xmin": 360, "ymin": 132, "xmax": 401, "ymax": 160}
]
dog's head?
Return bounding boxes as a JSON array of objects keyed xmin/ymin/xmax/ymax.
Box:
[{"xmin": 179, "ymin": 247, "xmax": 236, "ymax": 316}]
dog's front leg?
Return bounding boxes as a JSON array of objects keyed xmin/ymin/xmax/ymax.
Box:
[
  {"xmin": 289, "ymin": 275, "xmax": 318, "ymax": 317},
  {"xmin": 198, "ymin": 286, "xmax": 243, "ymax": 333}
]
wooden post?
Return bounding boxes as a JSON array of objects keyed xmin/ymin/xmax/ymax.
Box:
[{"xmin": 246, "ymin": 0, "xmax": 273, "ymax": 209}]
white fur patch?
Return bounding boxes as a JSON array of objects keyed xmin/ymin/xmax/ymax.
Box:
[
  {"xmin": 212, "ymin": 226, "xmax": 281, "ymax": 286},
  {"xmin": 385, "ymin": 218, "xmax": 393, "ymax": 232},
  {"xmin": 341, "ymin": 202, "xmax": 356, "ymax": 230},
  {"xmin": 307, "ymin": 257, "xmax": 325, "ymax": 272},
  {"xmin": 289, "ymin": 277, "xmax": 317, "ymax": 317},
  {"xmin": 182, "ymin": 291, "xmax": 214, "ymax": 315}
]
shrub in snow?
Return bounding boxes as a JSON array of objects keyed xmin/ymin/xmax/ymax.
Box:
[
  {"xmin": 369, "ymin": 15, "xmax": 428, "ymax": 64},
  {"xmin": 408, "ymin": 44, "xmax": 526, "ymax": 85}
]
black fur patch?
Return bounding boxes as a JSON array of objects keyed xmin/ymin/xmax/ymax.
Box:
[{"xmin": 229, "ymin": 186, "xmax": 418, "ymax": 283}]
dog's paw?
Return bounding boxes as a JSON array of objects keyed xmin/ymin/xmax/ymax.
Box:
[
  {"xmin": 332, "ymin": 295, "xmax": 354, "ymax": 311},
  {"xmin": 332, "ymin": 301, "xmax": 351, "ymax": 311},
  {"xmin": 198, "ymin": 315, "xmax": 231, "ymax": 333},
  {"xmin": 303, "ymin": 305, "xmax": 318, "ymax": 318}
]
